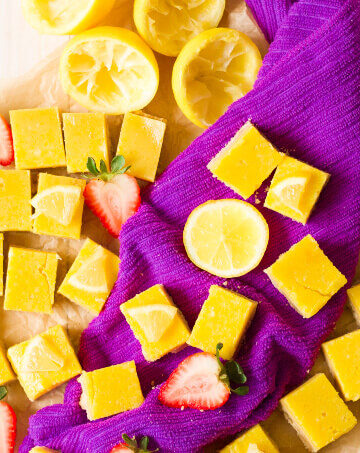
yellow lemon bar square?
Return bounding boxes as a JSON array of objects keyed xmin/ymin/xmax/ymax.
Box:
[
  {"xmin": 63, "ymin": 113, "xmax": 110, "ymax": 173},
  {"xmin": 4, "ymin": 247, "xmax": 58, "ymax": 314},
  {"xmin": 207, "ymin": 122, "xmax": 284, "ymax": 199},
  {"xmin": 78, "ymin": 361, "xmax": 144, "ymax": 420},
  {"xmin": 58, "ymin": 238, "xmax": 120, "ymax": 315},
  {"xmin": 10, "ymin": 108, "xmax": 66, "ymax": 170},
  {"xmin": 187, "ymin": 285, "xmax": 257, "ymax": 360},
  {"xmin": 120, "ymin": 284, "xmax": 190, "ymax": 362},
  {"xmin": 348, "ymin": 284, "xmax": 360, "ymax": 326},
  {"xmin": 30, "ymin": 448, "xmax": 56, "ymax": 453},
  {"xmin": 0, "ymin": 343, "xmax": 16, "ymax": 386},
  {"xmin": 33, "ymin": 173, "xmax": 86, "ymax": 239},
  {"xmin": 220, "ymin": 424, "xmax": 279, "ymax": 453},
  {"xmin": 0, "ymin": 169, "xmax": 32, "ymax": 232},
  {"xmin": 7, "ymin": 325, "xmax": 82, "ymax": 401},
  {"xmin": 117, "ymin": 112, "xmax": 166, "ymax": 182},
  {"xmin": 264, "ymin": 235, "xmax": 347, "ymax": 318},
  {"xmin": 322, "ymin": 330, "xmax": 360, "ymax": 402},
  {"xmin": 280, "ymin": 373, "xmax": 356, "ymax": 452},
  {"xmin": 264, "ymin": 155, "xmax": 330, "ymax": 224}
]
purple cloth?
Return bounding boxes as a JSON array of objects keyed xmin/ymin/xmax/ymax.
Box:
[{"xmin": 22, "ymin": 0, "xmax": 360, "ymax": 451}]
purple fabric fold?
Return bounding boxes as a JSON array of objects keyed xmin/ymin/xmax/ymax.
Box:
[{"xmin": 22, "ymin": 0, "xmax": 360, "ymax": 451}]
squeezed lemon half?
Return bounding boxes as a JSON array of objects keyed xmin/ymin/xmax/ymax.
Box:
[
  {"xmin": 21, "ymin": 0, "xmax": 116, "ymax": 35},
  {"xmin": 172, "ymin": 28, "xmax": 262, "ymax": 128},
  {"xmin": 60, "ymin": 27, "xmax": 159, "ymax": 114},
  {"xmin": 134, "ymin": 0, "xmax": 225, "ymax": 57},
  {"xmin": 183, "ymin": 199, "xmax": 269, "ymax": 278}
]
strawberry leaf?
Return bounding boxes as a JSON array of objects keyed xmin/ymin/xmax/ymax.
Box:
[
  {"xmin": 122, "ymin": 434, "xmax": 137, "ymax": 449},
  {"xmin": 231, "ymin": 385, "xmax": 249, "ymax": 396},
  {"xmin": 100, "ymin": 159, "xmax": 108, "ymax": 174},
  {"xmin": 0, "ymin": 386, "xmax": 7, "ymax": 401},
  {"xmin": 87, "ymin": 157, "xmax": 100, "ymax": 176},
  {"xmin": 111, "ymin": 155, "xmax": 125, "ymax": 173},
  {"xmin": 140, "ymin": 437, "xmax": 149, "ymax": 450},
  {"xmin": 225, "ymin": 360, "xmax": 247, "ymax": 384}
]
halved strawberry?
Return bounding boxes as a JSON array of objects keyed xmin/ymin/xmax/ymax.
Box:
[
  {"xmin": 111, "ymin": 435, "xmax": 158, "ymax": 453},
  {"xmin": 84, "ymin": 156, "xmax": 141, "ymax": 238},
  {"xmin": 159, "ymin": 343, "xmax": 249, "ymax": 410},
  {"xmin": 0, "ymin": 387, "xmax": 16, "ymax": 453},
  {"xmin": 0, "ymin": 115, "xmax": 14, "ymax": 166}
]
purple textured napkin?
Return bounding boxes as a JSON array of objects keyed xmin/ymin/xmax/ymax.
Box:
[{"xmin": 22, "ymin": 0, "xmax": 360, "ymax": 451}]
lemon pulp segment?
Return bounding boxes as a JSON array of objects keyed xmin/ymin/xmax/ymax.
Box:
[
  {"xmin": 60, "ymin": 27, "xmax": 159, "ymax": 114},
  {"xmin": 134, "ymin": 0, "xmax": 225, "ymax": 56}
]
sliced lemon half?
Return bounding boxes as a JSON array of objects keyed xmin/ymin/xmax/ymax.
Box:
[
  {"xmin": 134, "ymin": 0, "xmax": 225, "ymax": 57},
  {"xmin": 31, "ymin": 185, "xmax": 82, "ymax": 226},
  {"xmin": 68, "ymin": 246, "xmax": 116, "ymax": 294},
  {"xmin": 22, "ymin": 337, "xmax": 64, "ymax": 373},
  {"xmin": 21, "ymin": 0, "xmax": 116, "ymax": 35},
  {"xmin": 172, "ymin": 28, "xmax": 262, "ymax": 128},
  {"xmin": 183, "ymin": 199, "xmax": 269, "ymax": 278},
  {"xmin": 127, "ymin": 304, "xmax": 178, "ymax": 342},
  {"xmin": 272, "ymin": 176, "xmax": 308, "ymax": 212},
  {"xmin": 60, "ymin": 27, "xmax": 159, "ymax": 114}
]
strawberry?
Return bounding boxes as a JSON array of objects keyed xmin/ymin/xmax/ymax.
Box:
[
  {"xmin": 110, "ymin": 434, "xmax": 158, "ymax": 453},
  {"xmin": 84, "ymin": 156, "xmax": 141, "ymax": 238},
  {"xmin": 0, "ymin": 387, "xmax": 16, "ymax": 453},
  {"xmin": 158, "ymin": 343, "xmax": 249, "ymax": 410},
  {"xmin": 0, "ymin": 115, "xmax": 14, "ymax": 166}
]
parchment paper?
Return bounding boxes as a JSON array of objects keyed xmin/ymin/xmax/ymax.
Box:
[{"xmin": 0, "ymin": 1, "xmax": 359, "ymax": 451}]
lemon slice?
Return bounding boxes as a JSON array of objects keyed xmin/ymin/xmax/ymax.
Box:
[
  {"xmin": 68, "ymin": 246, "xmax": 115, "ymax": 294},
  {"xmin": 134, "ymin": 0, "xmax": 225, "ymax": 57},
  {"xmin": 60, "ymin": 27, "xmax": 159, "ymax": 114},
  {"xmin": 21, "ymin": 0, "xmax": 116, "ymax": 35},
  {"xmin": 172, "ymin": 28, "xmax": 262, "ymax": 128},
  {"xmin": 127, "ymin": 304, "xmax": 178, "ymax": 342},
  {"xmin": 272, "ymin": 176, "xmax": 308, "ymax": 212},
  {"xmin": 183, "ymin": 199, "xmax": 269, "ymax": 278},
  {"xmin": 31, "ymin": 185, "xmax": 82, "ymax": 226},
  {"xmin": 22, "ymin": 337, "xmax": 64, "ymax": 373}
]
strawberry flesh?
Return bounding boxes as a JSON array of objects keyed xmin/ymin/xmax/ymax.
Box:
[
  {"xmin": 158, "ymin": 352, "xmax": 230, "ymax": 410},
  {"xmin": 0, "ymin": 115, "xmax": 14, "ymax": 166},
  {"xmin": 0, "ymin": 402, "xmax": 16, "ymax": 453},
  {"xmin": 110, "ymin": 443, "xmax": 131, "ymax": 452}
]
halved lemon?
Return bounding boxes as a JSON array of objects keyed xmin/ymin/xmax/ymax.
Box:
[
  {"xmin": 127, "ymin": 304, "xmax": 178, "ymax": 342},
  {"xmin": 68, "ymin": 246, "xmax": 116, "ymax": 294},
  {"xmin": 22, "ymin": 337, "xmax": 64, "ymax": 373},
  {"xmin": 31, "ymin": 185, "xmax": 82, "ymax": 226},
  {"xmin": 21, "ymin": 0, "xmax": 116, "ymax": 35},
  {"xmin": 134, "ymin": 0, "xmax": 225, "ymax": 57},
  {"xmin": 183, "ymin": 199, "xmax": 269, "ymax": 278},
  {"xmin": 60, "ymin": 27, "xmax": 159, "ymax": 114},
  {"xmin": 172, "ymin": 28, "xmax": 262, "ymax": 128},
  {"xmin": 272, "ymin": 176, "xmax": 308, "ymax": 212}
]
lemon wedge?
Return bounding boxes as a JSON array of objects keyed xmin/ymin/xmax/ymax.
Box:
[
  {"xmin": 172, "ymin": 28, "xmax": 262, "ymax": 128},
  {"xmin": 127, "ymin": 304, "xmax": 178, "ymax": 342},
  {"xmin": 183, "ymin": 199, "xmax": 269, "ymax": 278},
  {"xmin": 272, "ymin": 176, "xmax": 308, "ymax": 212},
  {"xmin": 134, "ymin": 0, "xmax": 225, "ymax": 57},
  {"xmin": 60, "ymin": 27, "xmax": 159, "ymax": 114},
  {"xmin": 21, "ymin": 0, "xmax": 116, "ymax": 35},
  {"xmin": 31, "ymin": 185, "xmax": 82, "ymax": 226},
  {"xmin": 68, "ymin": 246, "xmax": 115, "ymax": 294},
  {"xmin": 22, "ymin": 337, "xmax": 64, "ymax": 373}
]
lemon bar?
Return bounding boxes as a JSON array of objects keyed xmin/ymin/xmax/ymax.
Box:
[
  {"xmin": 120, "ymin": 284, "xmax": 190, "ymax": 362},
  {"xmin": 58, "ymin": 238, "xmax": 120, "ymax": 315},
  {"xmin": 207, "ymin": 122, "xmax": 284, "ymax": 199},
  {"xmin": 264, "ymin": 155, "xmax": 329, "ymax": 224},
  {"xmin": 348, "ymin": 283, "xmax": 360, "ymax": 326},
  {"xmin": 322, "ymin": 330, "xmax": 360, "ymax": 402},
  {"xmin": 220, "ymin": 424, "xmax": 279, "ymax": 453},
  {"xmin": 10, "ymin": 107, "xmax": 66, "ymax": 170},
  {"xmin": 4, "ymin": 247, "xmax": 58, "ymax": 314},
  {"xmin": 117, "ymin": 112, "xmax": 166, "ymax": 182},
  {"xmin": 63, "ymin": 112, "xmax": 110, "ymax": 173},
  {"xmin": 78, "ymin": 361, "xmax": 144, "ymax": 420},
  {"xmin": 7, "ymin": 325, "xmax": 82, "ymax": 401},
  {"xmin": 0, "ymin": 343, "xmax": 16, "ymax": 386},
  {"xmin": 0, "ymin": 169, "xmax": 32, "ymax": 231},
  {"xmin": 33, "ymin": 173, "xmax": 86, "ymax": 240},
  {"xmin": 187, "ymin": 285, "xmax": 257, "ymax": 360},
  {"xmin": 265, "ymin": 235, "xmax": 347, "ymax": 318},
  {"xmin": 30, "ymin": 448, "xmax": 56, "ymax": 453},
  {"xmin": 281, "ymin": 373, "xmax": 356, "ymax": 452}
]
